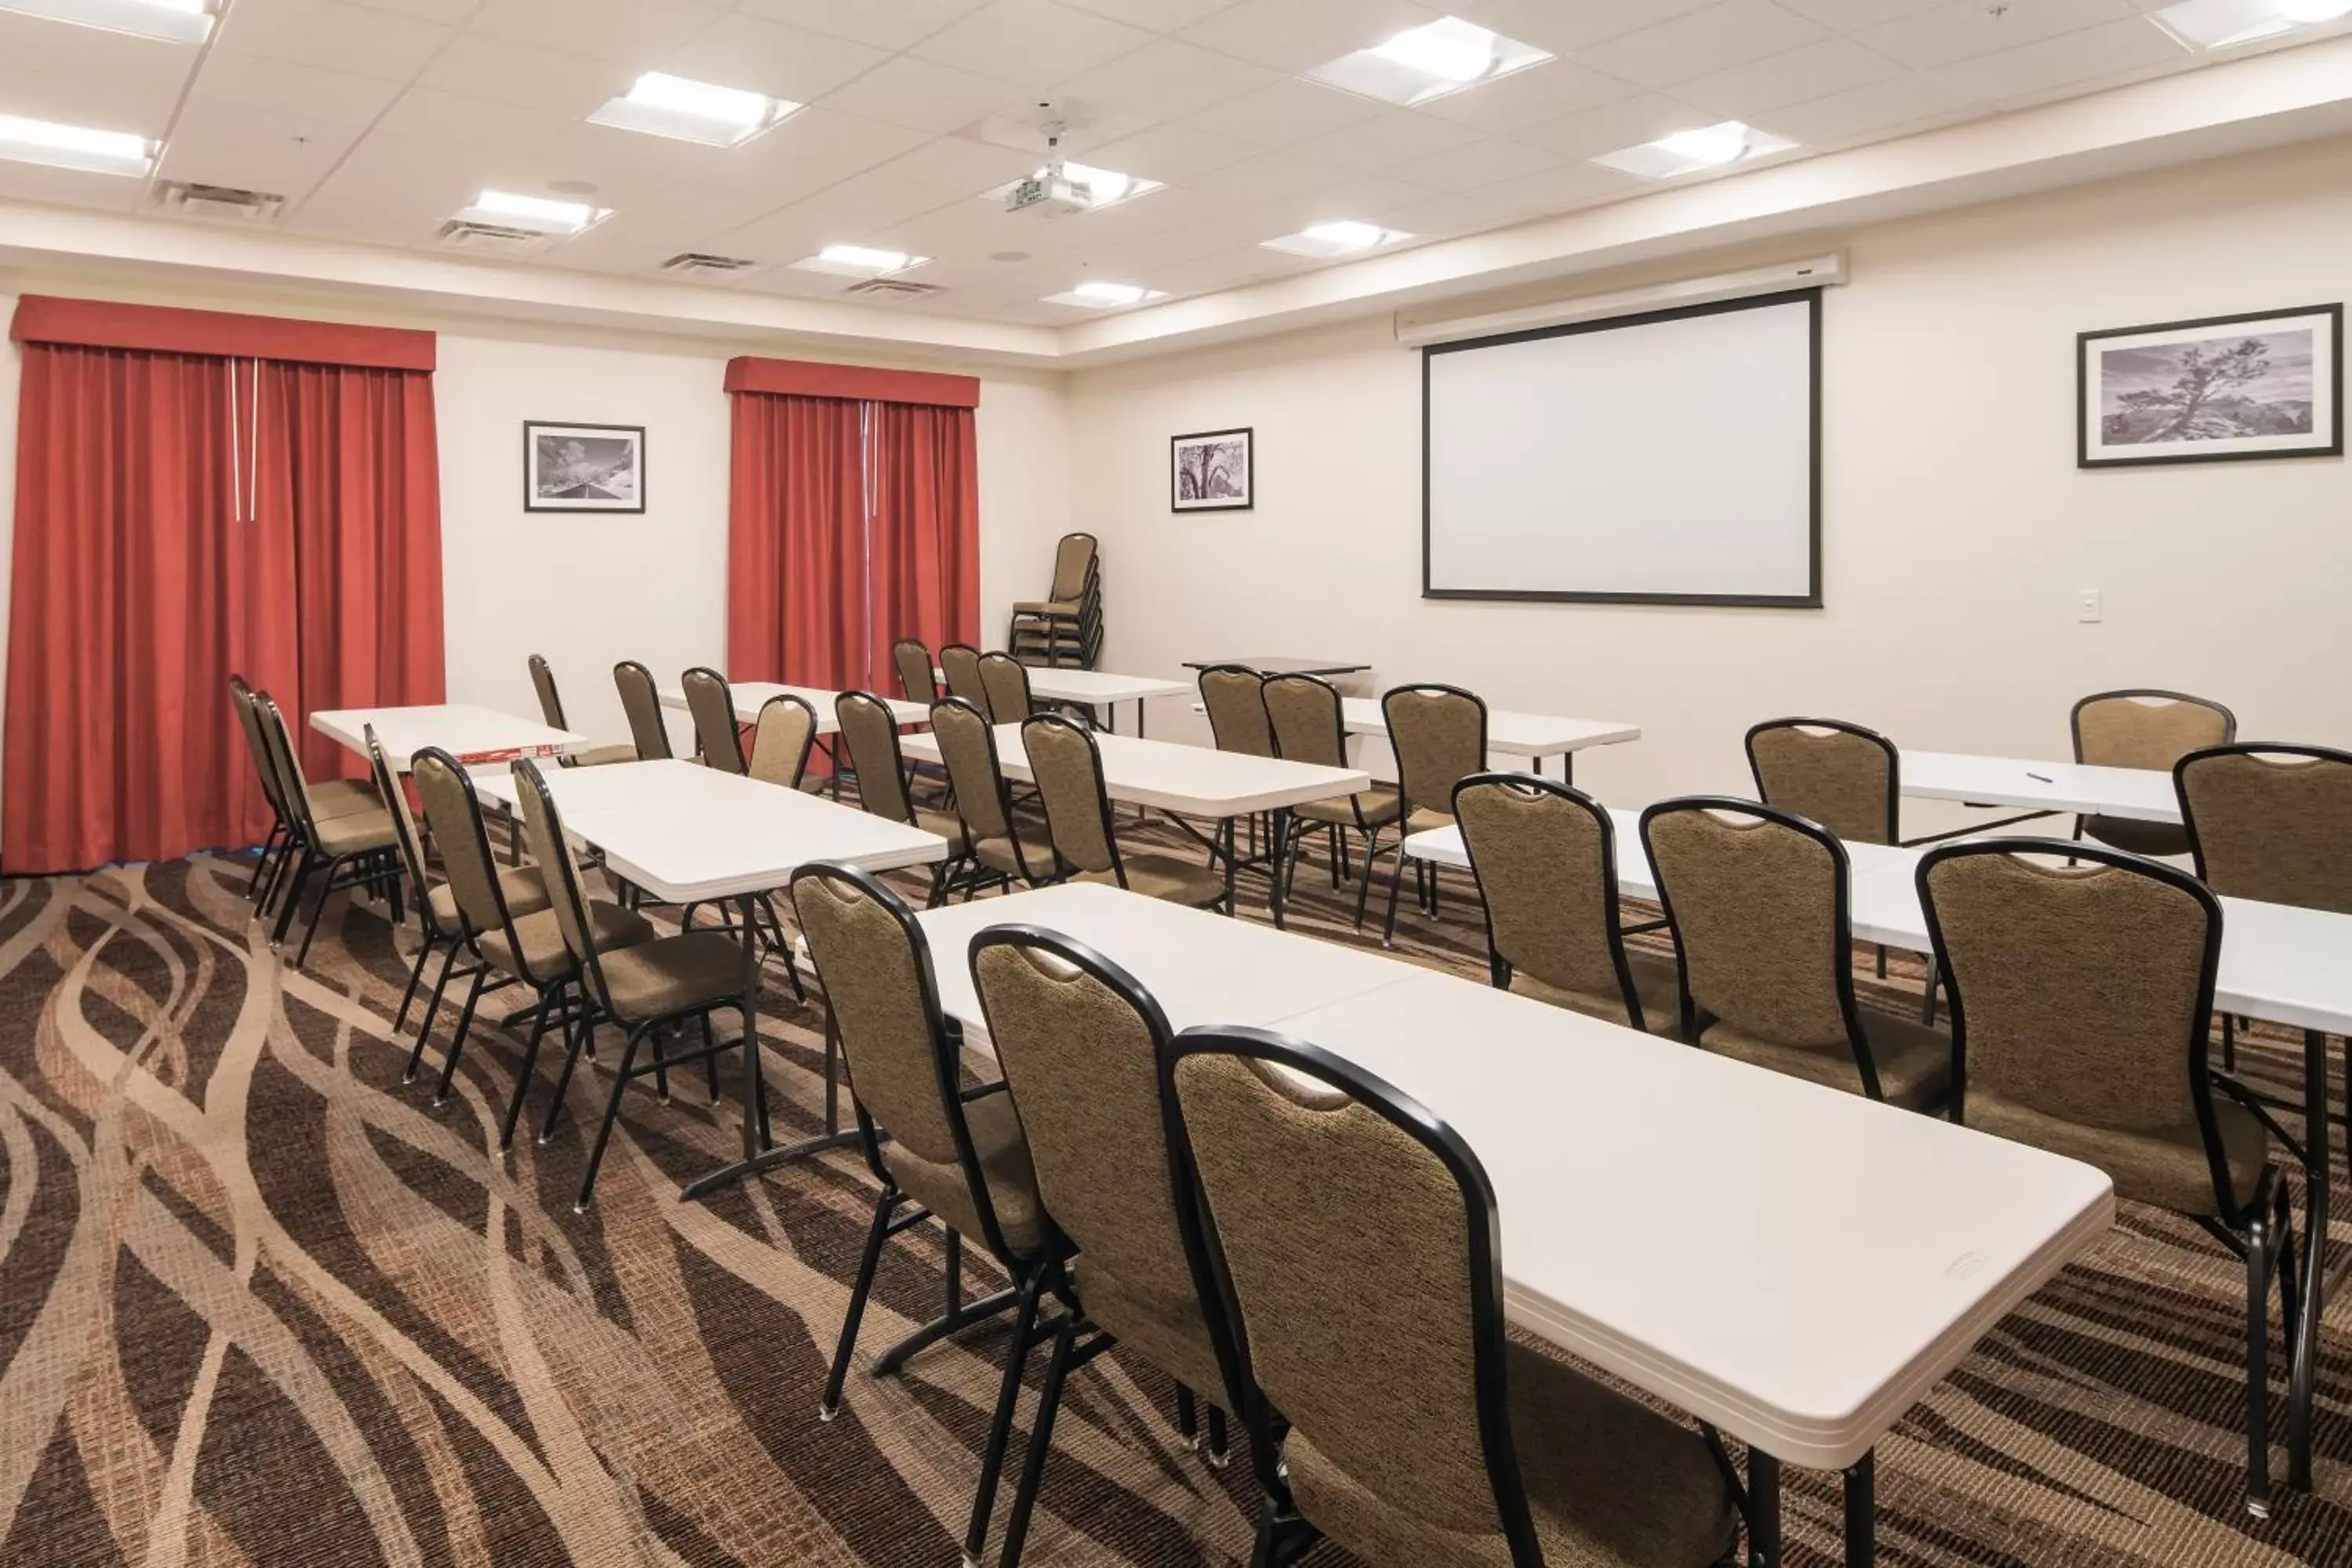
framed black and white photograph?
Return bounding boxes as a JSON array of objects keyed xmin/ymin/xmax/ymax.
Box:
[
  {"xmin": 2080, "ymin": 304, "xmax": 2341, "ymax": 468},
  {"xmin": 524, "ymin": 421, "xmax": 645, "ymax": 512},
  {"xmin": 1171, "ymin": 426, "xmax": 1252, "ymax": 511}
]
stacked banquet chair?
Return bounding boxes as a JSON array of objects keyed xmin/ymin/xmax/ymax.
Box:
[
  {"xmin": 228, "ymin": 674, "xmax": 383, "ymax": 920},
  {"xmin": 1006, "ymin": 532, "xmax": 1102, "ymax": 670},
  {"xmin": 240, "ymin": 685, "xmax": 404, "ymax": 964}
]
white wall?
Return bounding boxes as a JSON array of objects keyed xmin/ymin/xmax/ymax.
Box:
[{"xmin": 1066, "ymin": 135, "xmax": 2352, "ymax": 826}]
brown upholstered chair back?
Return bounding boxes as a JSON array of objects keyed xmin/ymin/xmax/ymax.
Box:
[
  {"xmin": 528, "ymin": 654, "xmax": 567, "ymax": 730},
  {"xmin": 978, "ymin": 652, "xmax": 1036, "ymax": 724},
  {"xmin": 510, "ymin": 759, "xmax": 609, "ymax": 1006},
  {"xmin": 365, "ymin": 724, "xmax": 440, "ymax": 931},
  {"xmin": 1022, "ymin": 715, "xmax": 1114, "ymax": 877},
  {"xmin": 230, "ymin": 677, "xmax": 289, "ymax": 818},
  {"xmin": 893, "ymin": 639, "xmax": 938, "ymax": 705},
  {"xmin": 747, "ymin": 695, "xmax": 817, "ymax": 789},
  {"xmin": 1455, "ymin": 775, "xmax": 1632, "ymax": 1007},
  {"xmin": 931, "ymin": 698, "xmax": 1014, "ymax": 844},
  {"xmin": 1382, "ymin": 685, "xmax": 1486, "ymax": 819},
  {"xmin": 794, "ymin": 863, "xmax": 1025, "ymax": 1258},
  {"xmin": 2073, "ymin": 689, "xmax": 2235, "ymax": 771},
  {"xmin": 1745, "ymin": 718, "xmax": 1899, "ymax": 844},
  {"xmin": 2177, "ymin": 744, "xmax": 2352, "ymax": 914},
  {"xmin": 939, "ymin": 644, "xmax": 989, "ymax": 717},
  {"xmin": 1163, "ymin": 1027, "xmax": 1536, "ymax": 1559},
  {"xmin": 1920, "ymin": 841, "xmax": 2227, "ymax": 1185},
  {"xmin": 1049, "ymin": 532, "xmax": 1097, "ymax": 601},
  {"xmin": 613, "ymin": 660, "xmax": 673, "ymax": 760},
  {"xmin": 411, "ymin": 747, "xmax": 509, "ymax": 941},
  {"xmin": 1642, "ymin": 798, "xmax": 1854, "ymax": 1048},
  {"xmin": 1261, "ymin": 673, "xmax": 1348, "ymax": 768},
  {"xmin": 681, "ymin": 666, "xmax": 746, "ymax": 774},
  {"xmin": 1199, "ymin": 664, "xmax": 1274, "ymax": 758},
  {"xmin": 834, "ymin": 691, "xmax": 911, "ymax": 821},
  {"xmin": 254, "ymin": 695, "xmax": 321, "ymax": 838}
]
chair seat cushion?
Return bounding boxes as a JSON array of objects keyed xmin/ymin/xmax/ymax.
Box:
[
  {"xmin": 1510, "ymin": 949, "xmax": 1682, "ymax": 1036},
  {"xmin": 975, "ymin": 833, "xmax": 1056, "ymax": 880},
  {"xmin": 913, "ymin": 808, "xmax": 971, "ymax": 855},
  {"xmin": 595, "ymin": 929, "xmax": 746, "ymax": 1024},
  {"xmin": 427, "ymin": 864, "xmax": 553, "ymax": 931},
  {"xmin": 1294, "ymin": 786, "xmax": 1402, "ymax": 828},
  {"xmin": 480, "ymin": 900, "xmax": 655, "ymax": 985},
  {"xmin": 310, "ymin": 779, "xmax": 385, "ymax": 819},
  {"xmin": 1013, "ymin": 599, "xmax": 1081, "ymax": 615},
  {"xmin": 1699, "ymin": 1012, "xmax": 1953, "ymax": 1109},
  {"xmin": 2082, "ymin": 814, "xmax": 2192, "ymax": 859},
  {"xmin": 1069, "ymin": 1257, "xmax": 1226, "ymax": 1405},
  {"xmin": 1968, "ymin": 1090, "xmax": 2267, "ymax": 1216},
  {"xmin": 890, "ymin": 1087, "xmax": 1045, "ymax": 1258},
  {"xmin": 312, "ymin": 807, "xmax": 397, "ymax": 858},
  {"xmin": 1080, "ymin": 852, "xmax": 1226, "ymax": 907},
  {"xmin": 1404, "ymin": 804, "xmax": 1454, "ymax": 836},
  {"xmin": 566, "ymin": 743, "xmax": 640, "ymax": 768}
]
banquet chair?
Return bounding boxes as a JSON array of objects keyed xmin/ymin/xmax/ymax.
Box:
[
  {"xmin": 748, "ymin": 692, "xmax": 826, "ymax": 794},
  {"xmin": 1262, "ymin": 672, "xmax": 1396, "ymax": 927},
  {"xmin": 1918, "ymin": 837, "xmax": 2292, "ymax": 1516},
  {"xmin": 1199, "ymin": 663, "xmax": 1275, "ymax": 758},
  {"xmin": 528, "ymin": 655, "xmax": 637, "ymax": 767},
  {"xmin": 2071, "ymin": 688, "xmax": 2235, "ymax": 857},
  {"xmin": 255, "ymin": 694, "xmax": 401, "ymax": 964},
  {"xmin": 1744, "ymin": 717, "xmax": 1900, "ymax": 845},
  {"xmin": 1379, "ymin": 684, "xmax": 1487, "ymax": 945},
  {"xmin": 1642, "ymin": 797, "xmax": 1951, "ymax": 1109},
  {"xmin": 1454, "ymin": 773, "xmax": 1677, "ymax": 1033},
  {"xmin": 512, "ymin": 758, "xmax": 764, "ymax": 1210},
  {"xmin": 930, "ymin": 698, "xmax": 1053, "ymax": 897},
  {"xmin": 894, "ymin": 637, "xmax": 939, "ymax": 705},
  {"xmin": 979, "ymin": 651, "xmax": 1038, "ymax": 725},
  {"xmin": 835, "ymin": 691, "xmax": 971, "ymax": 905},
  {"xmin": 613, "ymin": 659, "xmax": 676, "ymax": 761},
  {"xmin": 967, "ymin": 927, "xmax": 1239, "ymax": 1566},
  {"xmin": 681, "ymin": 666, "xmax": 748, "ymax": 775},
  {"xmin": 230, "ymin": 674, "xmax": 377, "ymax": 911},
  {"xmin": 1160, "ymin": 1024, "xmax": 1744, "ymax": 1568},
  {"xmin": 1023, "ymin": 714, "xmax": 1229, "ymax": 910},
  {"xmin": 940, "ymin": 644, "xmax": 990, "ymax": 718}
]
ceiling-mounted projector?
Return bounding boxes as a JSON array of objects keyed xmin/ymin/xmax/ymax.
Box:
[{"xmin": 1005, "ymin": 172, "xmax": 1089, "ymax": 217}]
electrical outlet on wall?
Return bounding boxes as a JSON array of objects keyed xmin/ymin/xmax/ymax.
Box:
[{"xmin": 2077, "ymin": 589, "xmax": 2103, "ymax": 623}]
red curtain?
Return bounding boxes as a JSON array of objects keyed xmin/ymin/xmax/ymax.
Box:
[
  {"xmin": 260, "ymin": 360, "xmax": 446, "ymax": 782},
  {"xmin": 867, "ymin": 401, "xmax": 980, "ymax": 684},
  {"xmin": 727, "ymin": 393, "xmax": 868, "ymax": 690}
]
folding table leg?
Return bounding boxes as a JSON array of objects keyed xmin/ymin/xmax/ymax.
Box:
[
  {"xmin": 2288, "ymin": 1026, "xmax": 2329, "ymax": 1489},
  {"xmin": 1747, "ymin": 1450, "xmax": 1780, "ymax": 1568},
  {"xmin": 1844, "ymin": 1451, "xmax": 1874, "ymax": 1568}
]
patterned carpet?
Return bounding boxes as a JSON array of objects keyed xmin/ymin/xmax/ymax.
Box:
[{"xmin": 2, "ymin": 818, "xmax": 2350, "ymax": 1567}]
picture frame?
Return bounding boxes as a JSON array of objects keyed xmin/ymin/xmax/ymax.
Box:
[
  {"xmin": 2079, "ymin": 304, "xmax": 2342, "ymax": 468},
  {"xmin": 524, "ymin": 421, "xmax": 646, "ymax": 512},
  {"xmin": 1171, "ymin": 426, "xmax": 1252, "ymax": 511}
]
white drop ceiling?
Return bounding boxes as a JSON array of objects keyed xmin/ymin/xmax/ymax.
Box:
[{"xmin": 0, "ymin": 0, "xmax": 2343, "ymax": 333}]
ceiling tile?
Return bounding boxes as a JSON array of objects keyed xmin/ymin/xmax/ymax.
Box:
[
  {"xmin": 1928, "ymin": 14, "xmax": 2186, "ymax": 100},
  {"xmin": 213, "ymin": 0, "xmax": 454, "ymax": 83},
  {"xmin": 0, "ymin": 15, "xmax": 195, "ymax": 136},
  {"xmin": 465, "ymin": 0, "xmax": 726, "ymax": 66},
  {"xmin": 290, "ymin": 129, "xmax": 485, "ymax": 236},
  {"xmin": 864, "ymin": 136, "xmax": 1043, "ymax": 195},
  {"xmin": 772, "ymin": 174, "xmax": 965, "ymax": 230},
  {"xmin": 1184, "ymin": 150, "xmax": 1352, "ymax": 204},
  {"xmin": 1386, "ymin": 134, "xmax": 1564, "ymax": 191},
  {"xmin": 1675, "ymin": 38, "xmax": 1904, "ymax": 118},
  {"xmin": 1290, "ymin": 107, "xmax": 1484, "ymax": 172},
  {"xmin": 1414, "ymin": 60, "xmax": 1643, "ymax": 133},
  {"xmin": 1049, "ymin": 38, "xmax": 1279, "ymax": 123},
  {"xmin": 1474, "ymin": 157, "xmax": 1646, "ymax": 217},
  {"xmin": 0, "ymin": 158, "xmax": 147, "ymax": 213},
  {"xmin": 186, "ymin": 50, "xmax": 407, "ymax": 130},
  {"xmin": 1057, "ymin": 0, "xmax": 1238, "ymax": 27},
  {"xmin": 1250, "ymin": 173, "xmax": 1442, "ymax": 231},
  {"xmin": 1457, "ymin": 0, "xmax": 1722, "ymax": 53},
  {"xmin": 736, "ymin": 0, "xmax": 987, "ymax": 50},
  {"xmin": 710, "ymin": 106, "xmax": 938, "ymax": 194},
  {"xmin": 909, "ymin": 0, "xmax": 1159, "ymax": 89},
  {"xmin": 655, "ymin": 16, "xmax": 891, "ymax": 105},
  {"xmin": 373, "ymin": 87, "xmax": 572, "ymax": 152},
  {"xmin": 1138, "ymin": 245, "xmax": 1301, "ymax": 295},
  {"xmin": 156, "ymin": 102, "xmax": 361, "ymax": 196},
  {"xmin": 817, "ymin": 56, "xmax": 1033, "ymax": 135},
  {"xmin": 1516, "ymin": 93, "xmax": 1715, "ymax": 159},
  {"xmin": 1756, "ymin": 69, "xmax": 1968, "ymax": 141},
  {"xmin": 1177, "ymin": 0, "xmax": 1439, "ymax": 72},
  {"xmin": 416, "ymin": 34, "xmax": 633, "ymax": 115},
  {"xmin": 1777, "ymin": 0, "xmax": 1946, "ymax": 28},
  {"xmin": 1574, "ymin": 0, "xmax": 1832, "ymax": 88},
  {"xmin": 342, "ymin": 0, "xmax": 479, "ymax": 20},
  {"xmin": 1185, "ymin": 78, "xmax": 1383, "ymax": 146},
  {"xmin": 1084, "ymin": 122, "xmax": 1258, "ymax": 183},
  {"xmin": 1860, "ymin": 0, "xmax": 2138, "ymax": 70},
  {"xmin": 1381, "ymin": 187, "xmax": 1530, "ymax": 238}
]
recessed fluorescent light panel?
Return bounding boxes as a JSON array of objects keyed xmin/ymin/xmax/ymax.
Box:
[
  {"xmin": 0, "ymin": 114, "xmax": 154, "ymax": 176},
  {"xmin": 455, "ymin": 190, "xmax": 610, "ymax": 235},
  {"xmin": 1308, "ymin": 16, "xmax": 1551, "ymax": 107},
  {"xmin": 1591, "ymin": 121, "xmax": 1795, "ymax": 179},
  {"xmin": 588, "ymin": 72, "xmax": 796, "ymax": 147},
  {"xmin": 984, "ymin": 161, "xmax": 1163, "ymax": 210},
  {"xmin": 791, "ymin": 244, "xmax": 931, "ymax": 278},
  {"xmin": 2151, "ymin": 0, "xmax": 2347, "ymax": 47},
  {"xmin": 1261, "ymin": 220, "xmax": 1412, "ymax": 259},
  {"xmin": 0, "ymin": 0, "xmax": 212, "ymax": 44},
  {"xmin": 1041, "ymin": 281, "xmax": 1165, "ymax": 309}
]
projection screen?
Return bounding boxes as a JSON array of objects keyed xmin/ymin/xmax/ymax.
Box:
[{"xmin": 1422, "ymin": 289, "xmax": 1821, "ymax": 607}]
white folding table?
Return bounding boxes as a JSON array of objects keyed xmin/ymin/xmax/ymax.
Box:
[
  {"xmin": 1018, "ymin": 668, "xmax": 1190, "ymax": 736},
  {"xmin": 1900, "ymin": 751, "xmax": 2179, "ymax": 840},
  {"xmin": 472, "ymin": 758, "xmax": 949, "ymax": 1200},
  {"xmin": 903, "ymin": 882, "xmax": 2114, "ymax": 1567},
  {"xmin": 898, "ymin": 724, "xmax": 1367, "ymax": 926},
  {"xmin": 310, "ymin": 703, "xmax": 584, "ymax": 768},
  {"xmin": 1340, "ymin": 697, "xmax": 1639, "ymax": 782},
  {"xmin": 657, "ymin": 681, "xmax": 931, "ymax": 734}
]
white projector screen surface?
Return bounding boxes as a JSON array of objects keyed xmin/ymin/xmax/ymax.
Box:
[{"xmin": 1424, "ymin": 292, "xmax": 1820, "ymax": 605}]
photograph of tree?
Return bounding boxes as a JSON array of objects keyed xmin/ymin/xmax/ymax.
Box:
[
  {"xmin": 2080, "ymin": 306, "xmax": 2340, "ymax": 467},
  {"xmin": 1171, "ymin": 426, "xmax": 1252, "ymax": 511}
]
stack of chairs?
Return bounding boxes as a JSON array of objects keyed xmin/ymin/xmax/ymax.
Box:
[{"xmin": 1006, "ymin": 532, "xmax": 1101, "ymax": 669}]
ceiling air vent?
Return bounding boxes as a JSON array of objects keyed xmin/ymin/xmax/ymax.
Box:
[
  {"xmin": 844, "ymin": 277, "xmax": 942, "ymax": 299},
  {"xmin": 152, "ymin": 180, "xmax": 284, "ymax": 223},
  {"xmin": 435, "ymin": 220, "xmax": 550, "ymax": 256},
  {"xmin": 661, "ymin": 252, "xmax": 759, "ymax": 278}
]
